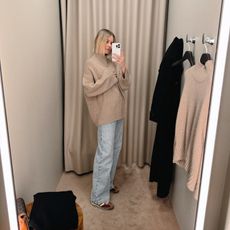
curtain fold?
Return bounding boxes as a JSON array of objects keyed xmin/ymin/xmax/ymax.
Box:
[{"xmin": 61, "ymin": 0, "xmax": 168, "ymax": 174}]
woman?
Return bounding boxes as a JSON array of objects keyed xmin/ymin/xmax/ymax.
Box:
[{"xmin": 83, "ymin": 28, "xmax": 129, "ymax": 210}]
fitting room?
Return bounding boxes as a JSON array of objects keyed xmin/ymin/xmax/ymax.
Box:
[{"xmin": 1, "ymin": 0, "xmax": 230, "ymax": 229}]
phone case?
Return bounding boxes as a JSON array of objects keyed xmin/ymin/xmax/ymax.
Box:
[{"xmin": 112, "ymin": 43, "xmax": 121, "ymax": 61}]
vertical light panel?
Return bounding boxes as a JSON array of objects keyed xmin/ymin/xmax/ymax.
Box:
[{"xmin": 0, "ymin": 63, "xmax": 18, "ymax": 230}]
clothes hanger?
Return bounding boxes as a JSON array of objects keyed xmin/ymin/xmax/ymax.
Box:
[
  {"xmin": 172, "ymin": 35, "xmax": 196, "ymax": 67},
  {"xmin": 200, "ymin": 53, "xmax": 211, "ymax": 65},
  {"xmin": 172, "ymin": 50, "xmax": 195, "ymax": 67}
]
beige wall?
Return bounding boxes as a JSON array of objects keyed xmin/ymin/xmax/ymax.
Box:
[
  {"xmin": 0, "ymin": 0, "xmax": 63, "ymax": 204},
  {"xmin": 220, "ymin": 154, "xmax": 230, "ymax": 229},
  {"xmin": 166, "ymin": 0, "xmax": 222, "ymax": 229}
]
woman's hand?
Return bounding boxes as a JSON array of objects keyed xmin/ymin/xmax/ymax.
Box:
[{"xmin": 112, "ymin": 52, "xmax": 127, "ymax": 74}]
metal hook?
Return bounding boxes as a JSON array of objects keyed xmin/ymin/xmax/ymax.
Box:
[
  {"xmin": 186, "ymin": 34, "xmax": 196, "ymax": 51},
  {"xmin": 202, "ymin": 33, "xmax": 215, "ymax": 53},
  {"xmin": 186, "ymin": 34, "xmax": 196, "ymax": 44}
]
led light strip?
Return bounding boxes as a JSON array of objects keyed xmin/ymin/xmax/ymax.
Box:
[{"xmin": 0, "ymin": 63, "xmax": 18, "ymax": 230}]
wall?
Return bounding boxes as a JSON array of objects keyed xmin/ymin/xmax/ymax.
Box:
[
  {"xmin": 0, "ymin": 0, "xmax": 63, "ymax": 203},
  {"xmin": 166, "ymin": 0, "xmax": 222, "ymax": 229},
  {"xmin": 220, "ymin": 154, "xmax": 230, "ymax": 229}
]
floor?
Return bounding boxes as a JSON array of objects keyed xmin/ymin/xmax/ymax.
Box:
[{"xmin": 56, "ymin": 165, "xmax": 180, "ymax": 230}]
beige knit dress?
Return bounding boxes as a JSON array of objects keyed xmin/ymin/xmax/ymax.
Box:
[{"xmin": 173, "ymin": 60, "xmax": 214, "ymax": 199}]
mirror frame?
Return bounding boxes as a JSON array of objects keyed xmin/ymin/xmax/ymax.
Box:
[
  {"xmin": 195, "ymin": 0, "xmax": 230, "ymax": 228},
  {"xmin": 0, "ymin": 62, "xmax": 18, "ymax": 230},
  {"xmin": 0, "ymin": 1, "xmax": 230, "ymax": 229}
]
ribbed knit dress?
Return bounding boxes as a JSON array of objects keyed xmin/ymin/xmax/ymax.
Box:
[{"xmin": 173, "ymin": 60, "xmax": 214, "ymax": 199}]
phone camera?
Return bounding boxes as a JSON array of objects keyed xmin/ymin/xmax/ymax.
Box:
[{"xmin": 116, "ymin": 44, "xmax": 120, "ymax": 48}]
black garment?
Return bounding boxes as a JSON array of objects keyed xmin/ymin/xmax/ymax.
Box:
[
  {"xmin": 29, "ymin": 191, "xmax": 78, "ymax": 230},
  {"xmin": 149, "ymin": 37, "xmax": 184, "ymax": 198}
]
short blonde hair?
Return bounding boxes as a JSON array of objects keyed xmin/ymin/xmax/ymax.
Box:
[{"xmin": 94, "ymin": 29, "xmax": 116, "ymax": 55}]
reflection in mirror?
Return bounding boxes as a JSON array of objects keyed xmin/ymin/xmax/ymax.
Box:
[{"xmin": 0, "ymin": 0, "xmax": 225, "ymax": 229}]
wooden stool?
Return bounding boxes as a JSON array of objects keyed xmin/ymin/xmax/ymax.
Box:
[{"xmin": 26, "ymin": 202, "xmax": 83, "ymax": 230}]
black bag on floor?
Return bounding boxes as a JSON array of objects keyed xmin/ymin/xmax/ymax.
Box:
[{"xmin": 29, "ymin": 191, "xmax": 78, "ymax": 230}]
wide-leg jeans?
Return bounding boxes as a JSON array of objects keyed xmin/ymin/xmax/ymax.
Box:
[{"xmin": 91, "ymin": 119, "xmax": 124, "ymax": 204}]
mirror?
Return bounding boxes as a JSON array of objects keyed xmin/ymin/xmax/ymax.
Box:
[
  {"xmin": 0, "ymin": 62, "xmax": 18, "ymax": 229},
  {"xmin": 0, "ymin": 0, "xmax": 226, "ymax": 229},
  {"xmin": 196, "ymin": 0, "xmax": 230, "ymax": 228}
]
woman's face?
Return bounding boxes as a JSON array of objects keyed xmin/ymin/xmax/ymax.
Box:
[{"xmin": 104, "ymin": 35, "xmax": 114, "ymax": 55}]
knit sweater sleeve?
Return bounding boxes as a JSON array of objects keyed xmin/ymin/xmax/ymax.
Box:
[
  {"xmin": 116, "ymin": 65, "xmax": 130, "ymax": 90},
  {"xmin": 83, "ymin": 63, "xmax": 118, "ymax": 97}
]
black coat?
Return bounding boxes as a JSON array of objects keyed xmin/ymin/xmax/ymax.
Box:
[{"xmin": 149, "ymin": 37, "xmax": 184, "ymax": 198}]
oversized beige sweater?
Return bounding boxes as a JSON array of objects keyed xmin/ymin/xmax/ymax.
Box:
[
  {"xmin": 83, "ymin": 54, "xmax": 130, "ymax": 126},
  {"xmin": 173, "ymin": 60, "xmax": 214, "ymax": 199}
]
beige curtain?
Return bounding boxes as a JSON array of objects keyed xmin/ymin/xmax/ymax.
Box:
[{"xmin": 61, "ymin": 0, "xmax": 168, "ymax": 174}]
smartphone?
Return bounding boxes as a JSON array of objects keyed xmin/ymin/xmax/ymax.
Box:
[{"xmin": 112, "ymin": 43, "xmax": 121, "ymax": 62}]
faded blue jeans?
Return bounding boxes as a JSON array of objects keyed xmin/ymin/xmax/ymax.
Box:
[{"xmin": 91, "ymin": 119, "xmax": 124, "ymax": 204}]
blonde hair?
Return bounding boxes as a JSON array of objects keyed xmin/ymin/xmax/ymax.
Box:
[{"xmin": 94, "ymin": 29, "xmax": 116, "ymax": 55}]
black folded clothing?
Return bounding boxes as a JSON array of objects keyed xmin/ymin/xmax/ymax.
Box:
[{"xmin": 29, "ymin": 191, "xmax": 78, "ymax": 230}]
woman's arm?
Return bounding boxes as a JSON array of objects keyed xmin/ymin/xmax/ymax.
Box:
[
  {"xmin": 113, "ymin": 52, "xmax": 130, "ymax": 90},
  {"xmin": 83, "ymin": 64, "xmax": 118, "ymax": 97}
]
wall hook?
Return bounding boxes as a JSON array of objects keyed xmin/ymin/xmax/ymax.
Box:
[
  {"xmin": 186, "ymin": 34, "xmax": 196, "ymax": 44},
  {"xmin": 202, "ymin": 33, "xmax": 215, "ymax": 45},
  {"xmin": 202, "ymin": 33, "xmax": 215, "ymax": 53},
  {"xmin": 185, "ymin": 34, "xmax": 196, "ymax": 51}
]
